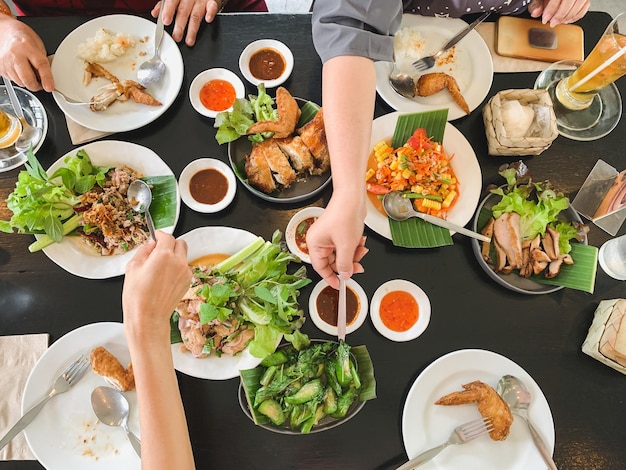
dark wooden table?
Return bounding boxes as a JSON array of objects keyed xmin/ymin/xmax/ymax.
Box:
[{"xmin": 1, "ymin": 11, "xmax": 625, "ymax": 470}]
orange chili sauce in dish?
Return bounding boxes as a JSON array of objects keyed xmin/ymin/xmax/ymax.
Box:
[
  {"xmin": 379, "ymin": 290, "xmax": 418, "ymax": 332},
  {"xmin": 189, "ymin": 168, "xmax": 229, "ymax": 205},
  {"xmin": 249, "ymin": 48, "xmax": 285, "ymax": 81},
  {"xmin": 295, "ymin": 216, "xmax": 317, "ymax": 254},
  {"xmin": 316, "ymin": 285, "xmax": 359, "ymax": 327},
  {"xmin": 199, "ymin": 79, "xmax": 236, "ymax": 112},
  {"xmin": 190, "ymin": 253, "xmax": 229, "ymax": 267}
]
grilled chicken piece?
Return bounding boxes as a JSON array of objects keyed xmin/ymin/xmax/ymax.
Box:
[
  {"xmin": 247, "ymin": 87, "xmax": 301, "ymax": 138},
  {"xmin": 275, "ymin": 135, "xmax": 315, "ymax": 174},
  {"xmin": 297, "ymin": 109, "xmax": 330, "ymax": 175},
  {"xmin": 415, "ymin": 72, "xmax": 470, "ymax": 115},
  {"xmin": 83, "ymin": 61, "xmax": 120, "ymax": 85},
  {"xmin": 121, "ymin": 80, "xmax": 162, "ymax": 106},
  {"xmin": 245, "ymin": 144, "xmax": 277, "ymax": 194},
  {"xmin": 480, "ymin": 217, "xmax": 495, "ymax": 263},
  {"xmin": 435, "ymin": 380, "xmax": 513, "ymax": 441},
  {"xmin": 221, "ymin": 329, "xmax": 255, "ymax": 356},
  {"xmin": 253, "ymin": 139, "xmax": 297, "ymax": 188},
  {"xmin": 492, "ymin": 212, "xmax": 523, "ymax": 272},
  {"xmin": 90, "ymin": 346, "xmax": 135, "ymax": 391}
]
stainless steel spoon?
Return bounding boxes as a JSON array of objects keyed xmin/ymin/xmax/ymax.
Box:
[
  {"xmin": 388, "ymin": 60, "xmax": 416, "ymax": 99},
  {"xmin": 2, "ymin": 77, "xmax": 42, "ymax": 153},
  {"xmin": 128, "ymin": 180, "xmax": 156, "ymax": 240},
  {"xmin": 91, "ymin": 386, "xmax": 141, "ymax": 457},
  {"xmin": 382, "ymin": 190, "xmax": 490, "ymax": 242},
  {"xmin": 137, "ymin": 0, "xmax": 166, "ymax": 87},
  {"xmin": 496, "ymin": 375, "xmax": 557, "ymax": 470}
]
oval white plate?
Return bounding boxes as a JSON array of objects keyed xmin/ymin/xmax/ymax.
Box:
[
  {"xmin": 35, "ymin": 140, "xmax": 180, "ymax": 279},
  {"xmin": 188, "ymin": 68, "xmax": 245, "ymax": 118},
  {"xmin": 51, "ymin": 14, "xmax": 184, "ymax": 132},
  {"xmin": 179, "ymin": 158, "xmax": 236, "ymax": 213},
  {"xmin": 370, "ymin": 279, "xmax": 430, "ymax": 342},
  {"xmin": 285, "ymin": 206, "xmax": 325, "ymax": 263},
  {"xmin": 239, "ymin": 39, "xmax": 294, "ymax": 88},
  {"xmin": 173, "ymin": 226, "xmax": 281, "ymax": 380},
  {"xmin": 375, "ymin": 15, "xmax": 493, "ymax": 121},
  {"xmin": 402, "ymin": 349, "xmax": 555, "ymax": 470},
  {"xmin": 364, "ymin": 112, "xmax": 481, "ymax": 241},
  {"xmin": 308, "ymin": 278, "xmax": 368, "ymax": 336},
  {"xmin": 23, "ymin": 322, "xmax": 140, "ymax": 470}
]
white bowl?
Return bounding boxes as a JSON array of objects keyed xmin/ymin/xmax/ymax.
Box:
[
  {"xmin": 308, "ymin": 278, "xmax": 368, "ymax": 337},
  {"xmin": 285, "ymin": 206, "xmax": 325, "ymax": 263},
  {"xmin": 370, "ymin": 279, "xmax": 431, "ymax": 342},
  {"xmin": 189, "ymin": 68, "xmax": 245, "ymax": 118},
  {"xmin": 238, "ymin": 39, "xmax": 294, "ymax": 88},
  {"xmin": 179, "ymin": 158, "xmax": 236, "ymax": 213}
]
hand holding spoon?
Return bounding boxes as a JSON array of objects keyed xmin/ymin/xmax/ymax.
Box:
[
  {"xmin": 91, "ymin": 386, "xmax": 141, "ymax": 457},
  {"xmin": 128, "ymin": 180, "xmax": 156, "ymax": 241}
]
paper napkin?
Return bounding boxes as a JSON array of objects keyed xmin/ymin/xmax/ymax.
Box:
[{"xmin": 0, "ymin": 333, "xmax": 49, "ymax": 460}]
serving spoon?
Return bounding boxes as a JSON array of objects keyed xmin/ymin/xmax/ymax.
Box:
[
  {"xmin": 128, "ymin": 179, "xmax": 156, "ymax": 240},
  {"xmin": 496, "ymin": 375, "xmax": 557, "ymax": 470},
  {"xmin": 388, "ymin": 60, "xmax": 416, "ymax": 99},
  {"xmin": 137, "ymin": 0, "xmax": 166, "ymax": 87},
  {"xmin": 91, "ymin": 386, "xmax": 141, "ymax": 457},
  {"xmin": 382, "ymin": 190, "xmax": 490, "ymax": 242}
]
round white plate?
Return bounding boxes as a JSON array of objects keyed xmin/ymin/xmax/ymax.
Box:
[
  {"xmin": 51, "ymin": 14, "xmax": 184, "ymax": 133},
  {"xmin": 370, "ymin": 279, "xmax": 430, "ymax": 342},
  {"xmin": 402, "ymin": 349, "xmax": 555, "ymax": 470},
  {"xmin": 189, "ymin": 68, "xmax": 245, "ymax": 118},
  {"xmin": 238, "ymin": 39, "xmax": 294, "ymax": 88},
  {"xmin": 375, "ymin": 15, "xmax": 493, "ymax": 120},
  {"xmin": 308, "ymin": 278, "xmax": 368, "ymax": 337},
  {"xmin": 35, "ymin": 140, "xmax": 180, "ymax": 279},
  {"xmin": 174, "ymin": 226, "xmax": 279, "ymax": 380},
  {"xmin": 364, "ymin": 112, "xmax": 482, "ymax": 240},
  {"xmin": 23, "ymin": 322, "xmax": 141, "ymax": 470},
  {"xmin": 285, "ymin": 206, "xmax": 325, "ymax": 263},
  {"xmin": 0, "ymin": 85, "xmax": 48, "ymax": 172},
  {"xmin": 179, "ymin": 158, "xmax": 236, "ymax": 213}
]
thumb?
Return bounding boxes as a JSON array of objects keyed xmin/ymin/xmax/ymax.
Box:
[{"xmin": 334, "ymin": 249, "xmax": 354, "ymax": 280}]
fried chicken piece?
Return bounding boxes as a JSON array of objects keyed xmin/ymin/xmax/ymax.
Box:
[
  {"xmin": 83, "ymin": 61, "xmax": 120, "ymax": 86},
  {"xmin": 296, "ymin": 108, "xmax": 330, "ymax": 175},
  {"xmin": 246, "ymin": 87, "xmax": 301, "ymax": 138},
  {"xmin": 275, "ymin": 135, "xmax": 315, "ymax": 174},
  {"xmin": 435, "ymin": 380, "xmax": 513, "ymax": 441},
  {"xmin": 415, "ymin": 72, "xmax": 470, "ymax": 115},
  {"xmin": 253, "ymin": 138, "xmax": 297, "ymax": 188},
  {"xmin": 121, "ymin": 80, "xmax": 162, "ymax": 106},
  {"xmin": 90, "ymin": 346, "xmax": 135, "ymax": 392}
]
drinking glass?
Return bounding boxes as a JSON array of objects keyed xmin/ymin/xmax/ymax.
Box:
[
  {"xmin": 535, "ymin": 12, "xmax": 626, "ymax": 141},
  {"xmin": 598, "ymin": 234, "xmax": 626, "ymax": 280},
  {"xmin": 0, "ymin": 107, "xmax": 22, "ymax": 149}
]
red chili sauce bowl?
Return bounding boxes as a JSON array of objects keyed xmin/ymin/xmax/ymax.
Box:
[{"xmin": 189, "ymin": 68, "xmax": 245, "ymax": 118}]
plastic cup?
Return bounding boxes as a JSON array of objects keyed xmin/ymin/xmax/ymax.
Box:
[
  {"xmin": 598, "ymin": 234, "xmax": 626, "ymax": 280},
  {"xmin": 0, "ymin": 108, "xmax": 22, "ymax": 149}
]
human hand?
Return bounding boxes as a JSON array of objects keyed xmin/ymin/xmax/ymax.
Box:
[
  {"xmin": 528, "ymin": 0, "xmax": 590, "ymax": 27},
  {"xmin": 123, "ymin": 231, "xmax": 191, "ymax": 344},
  {"xmin": 306, "ymin": 197, "xmax": 369, "ymax": 289},
  {"xmin": 0, "ymin": 16, "xmax": 54, "ymax": 91},
  {"xmin": 152, "ymin": 0, "xmax": 224, "ymax": 47}
]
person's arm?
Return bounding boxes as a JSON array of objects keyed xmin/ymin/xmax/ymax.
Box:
[
  {"xmin": 122, "ymin": 231, "xmax": 194, "ymax": 470},
  {"xmin": 528, "ymin": 0, "xmax": 590, "ymax": 27}
]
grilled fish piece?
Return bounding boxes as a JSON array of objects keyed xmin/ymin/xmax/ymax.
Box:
[
  {"xmin": 275, "ymin": 135, "xmax": 315, "ymax": 174},
  {"xmin": 297, "ymin": 108, "xmax": 329, "ymax": 175}
]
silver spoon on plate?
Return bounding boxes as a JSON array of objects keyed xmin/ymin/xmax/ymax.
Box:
[
  {"xmin": 128, "ymin": 179, "xmax": 156, "ymax": 240},
  {"xmin": 137, "ymin": 0, "xmax": 166, "ymax": 86},
  {"xmin": 91, "ymin": 386, "xmax": 141, "ymax": 457}
]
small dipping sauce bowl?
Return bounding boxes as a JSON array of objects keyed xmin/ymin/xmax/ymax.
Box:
[
  {"xmin": 0, "ymin": 109, "xmax": 22, "ymax": 149},
  {"xmin": 239, "ymin": 39, "xmax": 294, "ymax": 88},
  {"xmin": 285, "ymin": 206, "xmax": 325, "ymax": 263},
  {"xmin": 370, "ymin": 279, "xmax": 430, "ymax": 342},
  {"xmin": 308, "ymin": 278, "xmax": 368, "ymax": 337},
  {"xmin": 179, "ymin": 158, "xmax": 236, "ymax": 213},
  {"xmin": 189, "ymin": 68, "xmax": 245, "ymax": 118}
]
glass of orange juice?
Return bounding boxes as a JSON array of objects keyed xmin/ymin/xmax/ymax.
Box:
[
  {"xmin": 0, "ymin": 108, "xmax": 22, "ymax": 149},
  {"xmin": 535, "ymin": 12, "xmax": 626, "ymax": 141}
]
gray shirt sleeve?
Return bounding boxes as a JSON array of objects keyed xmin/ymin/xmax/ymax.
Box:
[{"xmin": 312, "ymin": 0, "xmax": 403, "ymax": 64}]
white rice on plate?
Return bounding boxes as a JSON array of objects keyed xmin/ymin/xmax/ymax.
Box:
[{"xmin": 76, "ymin": 28, "xmax": 136, "ymax": 63}]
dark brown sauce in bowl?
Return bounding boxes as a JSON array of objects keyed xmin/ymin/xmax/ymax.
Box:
[
  {"xmin": 315, "ymin": 285, "xmax": 359, "ymax": 327},
  {"xmin": 189, "ymin": 168, "xmax": 229, "ymax": 205},
  {"xmin": 249, "ymin": 48, "xmax": 285, "ymax": 81}
]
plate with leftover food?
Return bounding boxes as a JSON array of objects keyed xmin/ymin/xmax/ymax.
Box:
[
  {"xmin": 402, "ymin": 349, "xmax": 554, "ymax": 470},
  {"xmin": 51, "ymin": 14, "xmax": 184, "ymax": 133},
  {"xmin": 23, "ymin": 322, "xmax": 141, "ymax": 470},
  {"xmin": 36, "ymin": 140, "xmax": 180, "ymax": 279},
  {"xmin": 228, "ymin": 95, "xmax": 332, "ymax": 203},
  {"xmin": 375, "ymin": 15, "xmax": 493, "ymax": 120},
  {"xmin": 364, "ymin": 112, "xmax": 482, "ymax": 240}
]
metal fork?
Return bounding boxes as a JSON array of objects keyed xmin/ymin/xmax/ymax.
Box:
[
  {"xmin": 0, "ymin": 354, "xmax": 91, "ymax": 451},
  {"xmin": 396, "ymin": 417, "xmax": 494, "ymax": 470},
  {"xmin": 412, "ymin": 11, "xmax": 490, "ymax": 72},
  {"xmin": 52, "ymin": 89, "xmax": 104, "ymax": 107}
]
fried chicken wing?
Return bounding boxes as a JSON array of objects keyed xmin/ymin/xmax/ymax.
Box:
[
  {"xmin": 435, "ymin": 380, "xmax": 513, "ymax": 441},
  {"xmin": 247, "ymin": 87, "xmax": 301, "ymax": 138},
  {"xmin": 90, "ymin": 346, "xmax": 135, "ymax": 392},
  {"xmin": 415, "ymin": 72, "xmax": 470, "ymax": 115}
]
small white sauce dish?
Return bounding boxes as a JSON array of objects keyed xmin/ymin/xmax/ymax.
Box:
[
  {"xmin": 285, "ymin": 206, "xmax": 325, "ymax": 263},
  {"xmin": 189, "ymin": 68, "xmax": 245, "ymax": 118},
  {"xmin": 179, "ymin": 158, "xmax": 236, "ymax": 213},
  {"xmin": 308, "ymin": 278, "xmax": 368, "ymax": 337},
  {"xmin": 239, "ymin": 39, "xmax": 294, "ymax": 88},
  {"xmin": 370, "ymin": 279, "xmax": 431, "ymax": 342}
]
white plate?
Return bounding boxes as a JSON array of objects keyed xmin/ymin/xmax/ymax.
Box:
[
  {"xmin": 189, "ymin": 68, "xmax": 245, "ymax": 118},
  {"xmin": 370, "ymin": 279, "xmax": 430, "ymax": 342},
  {"xmin": 364, "ymin": 112, "xmax": 482, "ymax": 240},
  {"xmin": 179, "ymin": 158, "xmax": 236, "ymax": 213},
  {"xmin": 174, "ymin": 226, "xmax": 279, "ymax": 380},
  {"xmin": 402, "ymin": 349, "xmax": 554, "ymax": 470},
  {"xmin": 51, "ymin": 14, "xmax": 184, "ymax": 133},
  {"xmin": 238, "ymin": 39, "xmax": 294, "ymax": 88},
  {"xmin": 285, "ymin": 206, "xmax": 325, "ymax": 263},
  {"xmin": 375, "ymin": 15, "xmax": 493, "ymax": 121},
  {"xmin": 23, "ymin": 322, "xmax": 141, "ymax": 470},
  {"xmin": 35, "ymin": 140, "xmax": 180, "ymax": 279},
  {"xmin": 308, "ymin": 278, "xmax": 368, "ymax": 336}
]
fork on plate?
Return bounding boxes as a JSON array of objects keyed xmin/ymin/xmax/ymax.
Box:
[
  {"xmin": 396, "ymin": 417, "xmax": 494, "ymax": 470},
  {"xmin": 0, "ymin": 354, "xmax": 91, "ymax": 451},
  {"xmin": 52, "ymin": 89, "xmax": 104, "ymax": 107}
]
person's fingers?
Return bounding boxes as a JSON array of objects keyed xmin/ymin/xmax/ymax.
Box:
[
  {"xmin": 184, "ymin": 2, "xmax": 206, "ymax": 46},
  {"xmin": 528, "ymin": 0, "xmax": 545, "ymax": 18},
  {"xmin": 14, "ymin": 60, "xmax": 42, "ymax": 91},
  {"xmin": 31, "ymin": 56, "xmax": 54, "ymax": 92},
  {"xmin": 126, "ymin": 239, "xmax": 157, "ymax": 272},
  {"xmin": 174, "ymin": 238, "xmax": 188, "ymax": 257},
  {"xmin": 205, "ymin": 0, "xmax": 220, "ymax": 23}
]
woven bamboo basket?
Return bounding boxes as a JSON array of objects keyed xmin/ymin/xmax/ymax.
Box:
[{"xmin": 582, "ymin": 299, "xmax": 626, "ymax": 375}]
